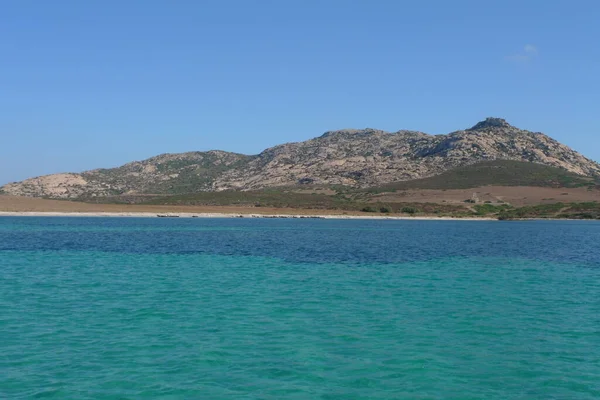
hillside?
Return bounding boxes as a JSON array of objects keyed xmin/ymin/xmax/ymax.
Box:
[
  {"xmin": 2, "ymin": 117, "xmax": 599, "ymax": 199},
  {"xmin": 363, "ymin": 160, "xmax": 598, "ymax": 193},
  {"xmin": 215, "ymin": 118, "xmax": 600, "ymax": 191}
]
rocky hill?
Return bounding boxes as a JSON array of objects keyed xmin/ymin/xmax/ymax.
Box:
[{"xmin": 2, "ymin": 118, "xmax": 599, "ymax": 199}]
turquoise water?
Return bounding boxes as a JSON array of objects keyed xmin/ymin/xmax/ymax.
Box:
[{"xmin": 1, "ymin": 218, "xmax": 599, "ymax": 399}]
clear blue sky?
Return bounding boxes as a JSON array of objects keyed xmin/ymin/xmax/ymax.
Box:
[{"xmin": 2, "ymin": 0, "xmax": 599, "ymax": 185}]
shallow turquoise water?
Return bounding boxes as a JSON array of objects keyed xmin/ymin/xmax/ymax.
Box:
[{"xmin": 1, "ymin": 218, "xmax": 600, "ymax": 399}]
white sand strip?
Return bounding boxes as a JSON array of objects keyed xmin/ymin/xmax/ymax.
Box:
[{"xmin": 0, "ymin": 211, "xmax": 497, "ymax": 221}]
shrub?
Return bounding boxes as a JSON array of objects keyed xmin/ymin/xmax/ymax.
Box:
[
  {"xmin": 497, "ymin": 213, "xmax": 510, "ymax": 220},
  {"xmin": 473, "ymin": 204, "xmax": 512, "ymax": 215},
  {"xmin": 401, "ymin": 206, "xmax": 418, "ymax": 214},
  {"xmin": 361, "ymin": 206, "xmax": 377, "ymax": 213},
  {"xmin": 379, "ymin": 206, "xmax": 392, "ymax": 213},
  {"xmin": 576, "ymin": 213, "xmax": 596, "ymax": 219}
]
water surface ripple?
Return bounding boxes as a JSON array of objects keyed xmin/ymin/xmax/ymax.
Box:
[{"xmin": 1, "ymin": 218, "xmax": 599, "ymax": 399}]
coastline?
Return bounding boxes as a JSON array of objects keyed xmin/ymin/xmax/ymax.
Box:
[{"xmin": 0, "ymin": 211, "xmax": 497, "ymax": 221}]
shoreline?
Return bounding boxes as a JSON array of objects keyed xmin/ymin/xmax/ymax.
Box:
[{"xmin": 0, "ymin": 211, "xmax": 497, "ymax": 221}]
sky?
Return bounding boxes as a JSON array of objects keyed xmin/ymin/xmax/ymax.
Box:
[{"xmin": 1, "ymin": 0, "xmax": 599, "ymax": 185}]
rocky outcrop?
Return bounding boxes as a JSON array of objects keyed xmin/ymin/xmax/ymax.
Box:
[
  {"xmin": 213, "ymin": 118, "xmax": 599, "ymax": 190},
  {"xmin": 2, "ymin": 118, "xmax": 599, "ymax": 198},
  {"xmin": 1, "ymin": 151, "xmax": 251, "ymax": 199}
]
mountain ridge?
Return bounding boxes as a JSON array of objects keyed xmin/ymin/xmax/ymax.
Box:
[{"xmin": 2, "ymin": 117, "xmax": 599, "ymax": 199}]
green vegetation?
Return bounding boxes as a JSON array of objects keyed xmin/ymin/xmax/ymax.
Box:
[
  {"xmin": 473, "ymin": 203, "xmax": 513, "ymax": 216},
  {"xmin": 130, "ymin": 189, "xmax": 466, "ymax": 216},
  {"xmin": 84, "ymin": 153, "xmax": 254, "ymax": 195},
  {"xmin": 497, "ymin": 202, "xmax": 600, "ymax": 220},
  {"xmin": 141, "ymin": 189, "xmax": 348, "ymax": 209},
  {"xmin": 364, "ymin": 160, "xmax": 597, "ymax": 193}
]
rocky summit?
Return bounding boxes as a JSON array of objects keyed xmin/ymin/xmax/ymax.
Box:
[{"xmin": 3, "ymin": 118, "xmax": 600, "ymax": 199}]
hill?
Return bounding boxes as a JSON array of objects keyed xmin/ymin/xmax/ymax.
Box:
[{"xmin": 2, "ymin": 117, "xmax": 599, "ymax": 199}]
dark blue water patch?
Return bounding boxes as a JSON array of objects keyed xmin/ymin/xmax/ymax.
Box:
[{"xmin": 1, "ymin": 217, "xmax": 599, "ymax": 266}]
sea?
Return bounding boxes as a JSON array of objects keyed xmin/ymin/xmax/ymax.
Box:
[{"xmin": 1, "ymin": 217, "xmax": 599, "ymax": 399}]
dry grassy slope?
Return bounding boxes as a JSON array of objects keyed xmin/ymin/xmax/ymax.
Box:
[
  {"xmin": 0, "ymin": 195, "xmax": 357, "ymax": 215},
  {"xmin": 2, "ymin": 117, "xmax": 599, "ymax": 199},
  {"xmin": 370, "ymin": 186, "xmax": 600, "ymax": 207}
]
